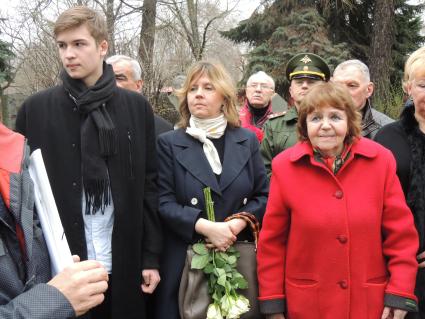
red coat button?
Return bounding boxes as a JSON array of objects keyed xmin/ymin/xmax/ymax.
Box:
[
  {"xmin": 338, "ymin": 280, "xmax": 348, "ymax": 289},
  {"xmin": 337, "ymin": 235, "xmax": 348, "ymax": 244},
  {"xmin": 335, "ymin": 190, "xmax": 343, "ymax": 199}
]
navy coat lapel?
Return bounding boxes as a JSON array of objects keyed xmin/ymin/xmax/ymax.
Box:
[
  {"xmin": 174, "ymin": 131, "xmax": 222, "ymax": 195},
  {"xmin": 219, "ymin": 128, "xmax": 250, "ymax": 192}
]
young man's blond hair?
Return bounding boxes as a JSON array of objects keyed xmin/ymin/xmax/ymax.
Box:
[{"xmin": 54, "ymin": 6, "xmax": 107, "ymax": 44}]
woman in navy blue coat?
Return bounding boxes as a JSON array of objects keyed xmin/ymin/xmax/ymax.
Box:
[{"xmin": 154, "ymin": 61, "xmax": 269, "ymax": 319}]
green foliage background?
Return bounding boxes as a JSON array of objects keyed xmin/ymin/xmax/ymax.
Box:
[{"xmin": 0, "ymin": 39, "xmax": 14, "ymax": 85}]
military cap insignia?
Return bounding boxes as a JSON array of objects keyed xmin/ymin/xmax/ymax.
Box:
[
  {"xmin": 300, "ymin": 55, "xmax": 312, "ymax": 64},
  {"xmin": 286, "ymin": 52, "xmax": 331, "ymax": 81}
]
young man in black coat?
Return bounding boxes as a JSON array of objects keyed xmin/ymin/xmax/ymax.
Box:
[{"xmin": 15, "ymin": 6, "xmax": 162, "ymax": 319}]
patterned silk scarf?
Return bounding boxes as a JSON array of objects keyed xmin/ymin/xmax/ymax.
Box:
[{"xmin": 313, "ymin": 143, "xmax": 352, "ymax": 175}]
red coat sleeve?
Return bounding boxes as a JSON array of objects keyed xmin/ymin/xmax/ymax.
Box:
[{"xmin": 257, "ymin": 158, "xmax": 289, "ymax": 312}]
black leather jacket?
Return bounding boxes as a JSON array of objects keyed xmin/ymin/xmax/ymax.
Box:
[{"xmin": 361, "ymin": 100, "xmax": 394, "ymax": 139}]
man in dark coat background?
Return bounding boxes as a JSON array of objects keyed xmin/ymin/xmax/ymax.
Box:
[
  {"xmin": 15, "ymin": 6, "xmax": 162, "ymax": 319},
  {"xmin": 332, "ymin": 59, "xmax": 394, "ymax": 139},
  {"xmin": 106, "ymin": 54, "xmax": 173, "ymax": 137},
  {"xmin": 106, "ymin": 53, "xmax": 171, "ymax": 318}
]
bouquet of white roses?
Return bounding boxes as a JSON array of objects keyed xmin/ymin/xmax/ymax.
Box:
[{"xmin": 190, "ymin": 187, "xmax": 251, "ymax": 319}]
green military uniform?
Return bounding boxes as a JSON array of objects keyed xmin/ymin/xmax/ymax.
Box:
[
  {"xmin": 260, "ymin": 53, "xmax": 330, "ymax": 178},
  {"xmin": 260, "ymin": 107, "xmax": 298, "ymax": 178}
]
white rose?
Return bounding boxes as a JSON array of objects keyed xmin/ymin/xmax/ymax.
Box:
[
  {"xmin": 220, "ymin": 294, "xmax": 232, "ymax": 317},
  {"xmin": 227, "ymin": 295, "xmax": 250, "ymax": 319},
  {"xmin": 235, "ymin": 295, "xmax": 250, "ymax": 314},
  {"xmin": 226, "ymin": 305, "xmax": 241, "ymax": 319},
  {"xmin": 207, "ymin": 303, "xmax": 223, "ymax": 319}
]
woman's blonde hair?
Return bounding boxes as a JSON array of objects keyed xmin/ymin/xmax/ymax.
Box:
[
  {"xmin": 176, "ymin": 61, "xmax": 240, "ymax": 129},
  {"xmin": 297, "ymin": 82, "xmax": 362, "ymax": 145},
  {"xmin": 402, "ymin": 46, "xmax": 425, "ymax": 93}
]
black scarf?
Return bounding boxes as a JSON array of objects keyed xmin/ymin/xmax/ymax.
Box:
[
  {"xmin": 61, "ymin": 62, "xmax": 117, "ymax": 214},
  {"xmin": 248, "ymin": 102, "xmax": 270, "ymax": 127}
]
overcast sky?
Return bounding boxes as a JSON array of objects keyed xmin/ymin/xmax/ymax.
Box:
[
  {"xmin": 231, "ymin": 0, "xmax": 261, "ymax": 20},
  {"xmin": 0, "ymin": 1, "xmax": 422, "ymax": 31}
]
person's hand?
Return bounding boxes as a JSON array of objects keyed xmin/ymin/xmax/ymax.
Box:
[
  {"xmin": 417, "ymin": 251, "xmax": 425, "ymax": 268},
  {"xmin": 141, "ymin": 269, "xmax": 161, "ymax": 294},
  {"xmin": 266, "ymin": 314, "xmax": 285, "ymax": 319},
  {"xmin": 381, "ymin": 306, "xmax": 408, "ymax": 319},
  {"xmin": 47, "ymin": 257, "xmax": 108, "ymax": 317},
  {"xmin": 195, "ymin": 219, "xmax": 236, "ymax": 251},
  {"xmin": 227, "ymin": 218, "xmax": 247, "ymax": 236},
  {"xmin": 206, "ymin": 222, "xmax": 236, "ymax": 251}
]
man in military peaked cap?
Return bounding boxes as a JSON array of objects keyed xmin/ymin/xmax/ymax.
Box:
[{"xmin": 260, "ymin": 53, "xmax": 330, "ymax": 177}]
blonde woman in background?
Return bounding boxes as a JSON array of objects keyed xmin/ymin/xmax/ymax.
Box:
[{"xmin": 376, "ymin": 47, "xmax": 425, "ymax": 319}]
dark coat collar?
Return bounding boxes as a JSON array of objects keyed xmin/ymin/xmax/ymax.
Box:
[
  {"xmin": 173, "ymin": 127, "xmax": 251, "ymax": 196},
  {"xmin": 361, "ymin": 99, "xmax": 380, "ymax": 137}
]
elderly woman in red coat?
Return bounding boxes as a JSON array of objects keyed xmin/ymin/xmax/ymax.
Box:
[{"xmin": 257, "ymin": 82, "xmax": 419, "ymax": 319}]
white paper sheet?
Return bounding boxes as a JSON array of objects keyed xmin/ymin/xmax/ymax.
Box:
[{"xmin": 29, "ymin": 149, "xmax": 73, "ymax": 275}]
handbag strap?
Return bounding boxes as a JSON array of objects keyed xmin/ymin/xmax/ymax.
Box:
[{"xmin": 224, "ymin": 212, "xmax": 260, "ymax": 249}]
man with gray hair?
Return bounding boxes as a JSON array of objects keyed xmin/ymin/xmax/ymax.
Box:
[
  {"xmin": 240, "ymin": 71, "xmax": 286, "ymax": 141},
  {"xmin": 332, "ymin": 59, "xmax": 393, "ymax": 139},
  {"xmin": 106, "ymin": 54, "xmax": 173, "ymax": 137}
]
